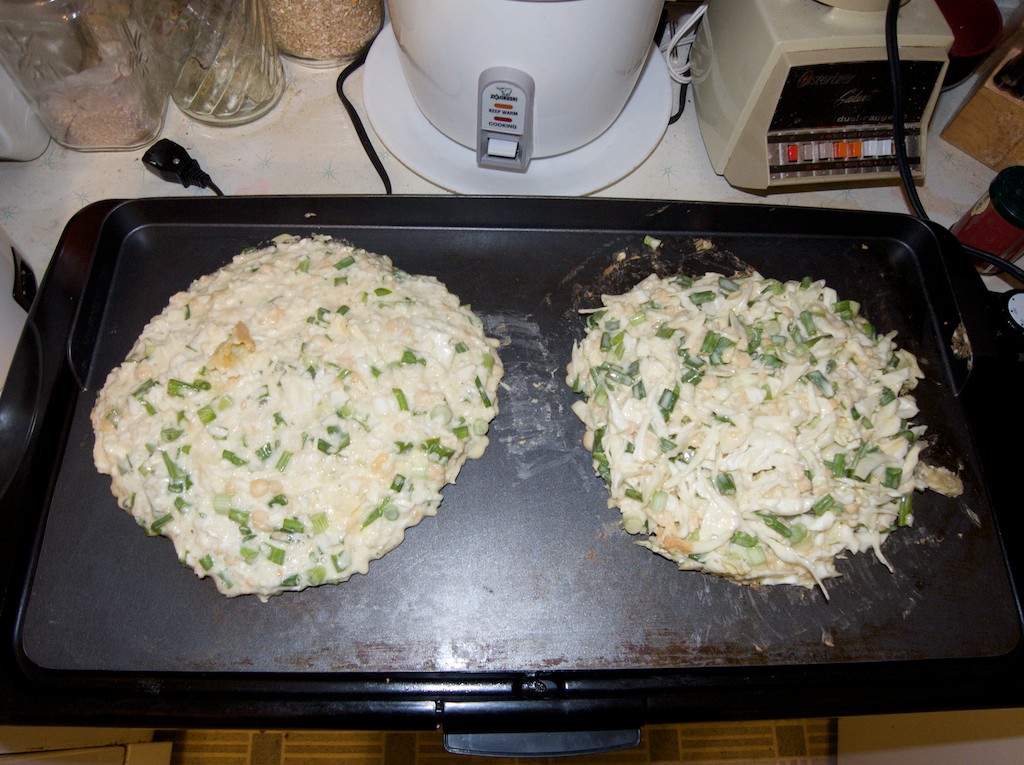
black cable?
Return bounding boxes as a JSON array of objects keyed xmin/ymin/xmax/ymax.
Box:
[
  {"xmin": 885, "ymin": 0, "xmax": 927, "ymax": 220},
  {"xmin": 336, "ymin": 45, "xmax": 392, "ymax": 195},
  {"xmin": 885, "ymin": 0, "xmax": 1024, "ymax": 285},
  {"xmin": 962, "ymin": 243, "xmax": 1024, "ymax": 284},
  {"xmin": 668, "ymin": 82, "xmax": 689, "ymax": 126}
]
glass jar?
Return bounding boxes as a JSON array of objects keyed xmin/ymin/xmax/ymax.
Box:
[
  {"xmin": 266, "ymin": 0, "xmax": 384, "ymax": 68},
  {"xmin": 950, "ymin": 166, "xmax": 1024, "ymax": 273},
  {"xmin": 0, "ymin": 0, "xmax": 185, "ymax": 151},
  {"xmin": 171, "ymin": 0, "xmax": 285, "ymax": 125}
]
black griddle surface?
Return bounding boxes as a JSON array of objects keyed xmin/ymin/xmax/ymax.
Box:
[{"xmin": 12, "ymin": 197, "xmax": 1021, "ymax": 678}]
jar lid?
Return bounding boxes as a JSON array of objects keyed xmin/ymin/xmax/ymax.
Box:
[{"xmin": 990, "ymin": 166, "xmax": 1024, "ymax": 231}]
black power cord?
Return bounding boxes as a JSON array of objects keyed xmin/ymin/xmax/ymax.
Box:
[
  {"xmin": 885, "ymin": 0, "xmax": 1024, "ymax": 285},
  {"xmin": 141, "ymin": 139, "xmax": 223, "ymax": 195},
  {"xmin": 336, "ymin": 45, "xmax": 392, "ymax": 195}
]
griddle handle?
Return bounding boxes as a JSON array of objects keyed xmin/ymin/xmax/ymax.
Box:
[{"xmin": 443, "ymin": 729, "xmax": 641, "ymax": 758}]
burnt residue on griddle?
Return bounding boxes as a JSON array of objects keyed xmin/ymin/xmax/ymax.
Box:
[{"xmin": 556, "ymin": 235, "xmax": 757, "ymax": 318}]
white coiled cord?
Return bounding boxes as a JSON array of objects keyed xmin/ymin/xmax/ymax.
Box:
[{"xmin": 661, "ymin": 1, "xmax": 708, "ymax": 85}]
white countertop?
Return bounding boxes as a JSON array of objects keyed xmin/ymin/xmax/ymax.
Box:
[{"xmin": 0, "ymin": 41, "xmax": 1005, "ymax": 284}]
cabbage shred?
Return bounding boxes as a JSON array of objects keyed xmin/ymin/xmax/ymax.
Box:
[{"xmin": 567, "ymin": 269, "xmax": 962, "ymax": 593}]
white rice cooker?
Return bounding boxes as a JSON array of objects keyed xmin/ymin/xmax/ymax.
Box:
[{"xmin": 367, "ymin": 0, "xmax": 670, "ymax": 192}]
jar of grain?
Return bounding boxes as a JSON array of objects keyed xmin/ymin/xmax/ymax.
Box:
[
  {"xmin": 0, "ymin": 0, "xmax": 186, "ymax": 151},
  {"xmin": 266, "ymin": 0, "xmax": 384, "ymax": 68}
]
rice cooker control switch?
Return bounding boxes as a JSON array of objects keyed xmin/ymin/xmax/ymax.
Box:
[{"xmin": 477, "ymin": 67, "xmax": 534, "ymax": 172}]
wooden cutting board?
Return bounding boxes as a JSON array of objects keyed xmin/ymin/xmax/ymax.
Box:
[{"xmin": 943, "ymin": 22, "xmax": 1024, "ymax": 169}]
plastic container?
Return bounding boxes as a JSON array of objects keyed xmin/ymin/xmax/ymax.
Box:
[
  {"xmin": 0, "ymin": 0, "xmax": 184, "ymax": 151},
  {"xmin": 171, "ymin": 0, "xmax": 285, "ymax": 126},
  {"xmin": 950, "ymin": 166, "xmax": 1024, "ymax": 273},
  {"xmin": 267, "ymin": 0, "xmax": 383, "ymax": 67}
]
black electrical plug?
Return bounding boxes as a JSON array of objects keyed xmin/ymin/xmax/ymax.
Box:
[{"xmin": 141, "ymin": 138, "xmax": 224, "ymax": 195}]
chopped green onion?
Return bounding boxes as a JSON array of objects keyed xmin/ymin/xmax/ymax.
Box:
[
  {"xmin": 897, "ymin": 494, "xmax": 913, "ymax": 526},
  {"xmin": 590, "ymin": 426, "xmax": 611, "ymax": 485},
  {"xmin": 393, "ymin": 388, "xmax": 409, "ymax": 411},
  {"xmin": 834, "ymin": 299, "xmax": 859, "ymax": 320},
  {"xmin": 731, "ymin": 530, "xmax": 758, "ymax": 548},
  {"xmin": 649, "ymin": 491, "xmax": 668, "ymax": 513},
  {"xmin": 824, "ymin": 453, "xmax": 847, "ymax": 477},
  {"xmin": 275, "ymin": 450, "xmax": 293, "ymax": 472},
  {"xmin": 221, "ymin": 450, "xmax": 248, "ymax": 466},
  {"xmin": 805, "ymin": 370, "xmax": 835, "ymax": 398},
  {"xmin": 310, "ymin": 512, "xmax": 329, "ymax": 535},
  {"xmin": 789, "ymin": 523, "xmax": 808, "ymax": 544},
  {"xmin": 423, "ymin": 438, "xmax": 455, "ymax": 462},
  {"xmin": 718, "ymin": 276, "xmax": 740, "ymax": 294},
  {"xmin": 161, "ymin": 451, "xmax": 191, "ymax": 492},
  {"xmin": 166, "ymin": 378, "xmax": 199, "ymax": 397},
  {"xmin": 150, "ymin": 514, "xmax": 173, "ymax": 534},
  {"xmin": 475, "ymin": 376, "xmax": 492, "ymax": 407},
  {"xmin": 280, "ymin": 517, "xmax": 303, "ymax": 533},
  {"xmin": 699, "ymin": 330, "xmax": 721, "ymax": 355},
  {"xmin": 197, "ymin": 405, "xmax": 217, "ymax": 424},
  {"xmin": 690, "ymin": 290, "xmax": 716, "ymax": 305},
  {"xmin": 715, "ymin": 472, "xmax": 736, "ymax": 495},
  {"xmin": 658, "ymin": 386, "xmax": 679, "ymax": 422},
  {"xmin": 362, "ymin": 497, "xmax": 391, "ymax": 528},
  {"xmin": 883, "ymin": 467, "xmax": 903, "ymax": 489},
  {"xmin": 228, "ymin": 508, "xmax": 249, "ymax": 526},
  {"xmin": 132, "ymin": 379, "xmax": 158, "ymax": 398},
  {"xmin": 213, "ymin": 493, "xmax": 233, "ymax": 514},
  {"xmin": 755, "ymin": 510, "xmax": 793, "ymax": 539},
  {"xmin": 812, "ymin": 494, "xmax": 838, "ymax": 515},
  {"xmin": 799, "ymin": 310, "xmax": 817, "ymax": 336},
  {"xmin": 160, "ymin": 427, "xmax": 183, "ymax": 442}
]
